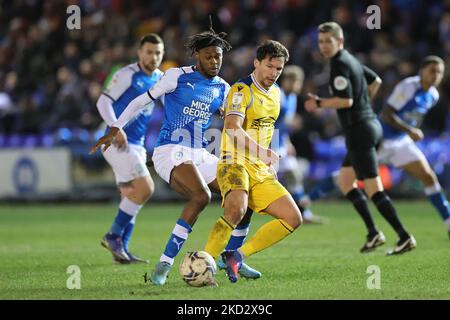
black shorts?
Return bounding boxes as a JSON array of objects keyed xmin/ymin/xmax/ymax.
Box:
[{"xmin": 342, "ymin": 118, "xmax": 382, "ymax": 180}]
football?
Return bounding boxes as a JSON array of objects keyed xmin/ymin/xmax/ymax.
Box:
[{"xmin": 179, "ymin": 251, "xmax": 217, "ymax": 287}]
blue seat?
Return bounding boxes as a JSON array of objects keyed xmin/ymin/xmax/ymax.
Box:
[
  {"xmin": 40, "ymin": 133, "xmax": 55, "ymax": 148},
  {"xmin": 5, "ymin": 134, "xmax": 23, "ymax": 147},
  {"xmin": 24, "ymin": 135, "xmax": 39, "ymax": 148}
]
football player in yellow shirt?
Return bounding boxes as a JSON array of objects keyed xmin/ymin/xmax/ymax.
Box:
[{"xmin": 204, "ymin": 40, "xmax": 303, "ymax": 283}]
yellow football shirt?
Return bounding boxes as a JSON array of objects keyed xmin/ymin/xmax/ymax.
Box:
[{"xmin": 220, "ymin": 73, "xmax": 281, "ymax": 181}]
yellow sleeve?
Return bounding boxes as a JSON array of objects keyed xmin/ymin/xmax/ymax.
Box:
[{"xmin": 224, "ymin": 83, "xmax": 252, "ymax": 118}]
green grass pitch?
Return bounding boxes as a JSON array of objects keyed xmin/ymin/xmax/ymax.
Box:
[{"xmin": 0, "ymin": 201, "xmax": 449, "ymax": 299}]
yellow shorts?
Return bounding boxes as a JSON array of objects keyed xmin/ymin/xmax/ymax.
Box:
[{"xmin": 217, "ymin": 162, "xmax": 289, "ymax": 213}]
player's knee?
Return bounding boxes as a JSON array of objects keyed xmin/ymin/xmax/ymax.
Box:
[
  {"xmin": 191, "ymin": 188, "xmax": 211, "ymax": 209},
  {"xmin": 142, "ymin": 185, "xmax": 154, "ymax": 201},
  {"xmin": 421, "ymin": 170, "xmax": 437, "ymax": 186},
  {"xmin": 291, "ymin": 209, "xmax": 303, "ymax": 229},
  {"xmin": 224, "ymin": 202, "xmax": 246, "ymax": 225},
  {"xmin": 338, "ymin": 169, "xmax": 357, "ymax": 194},
  {"xmin": 282, "ymin": 207, "xmax": 302, "ymax": 230},
  {"xmin": 338, "ymin": 179, "xmax": 354, "ymax": 194}
]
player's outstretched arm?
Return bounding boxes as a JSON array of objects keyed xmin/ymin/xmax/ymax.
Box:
[
  {"xmin": 90, "ymin": 91, "xmax": 151, "ymax": 154},
  {"xmin": 90, "ymin": 127, "xmax": 120, "ymax": 154},
  {"xmin": 110, "ymin": 67, "xmax": 178, "ymax": 131},
  {"xmin": 113, "ymin": 92, "xmax": 152, "ymax": 129}
]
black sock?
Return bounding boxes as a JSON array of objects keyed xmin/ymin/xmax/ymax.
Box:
[
  {"xmin": 296, "ymin": 202, "xmax": 306, "ymax": 213},
  {"xmin": 371, "ymin": 191, "xmax": 408, "ymax": 239},
  {"xmin": 346, "ymin": 188, "xmax": 378, "ymax": 236},
  {"xmin": 238, "ymin": 207, "xmax": 253, "ymax": 226}
]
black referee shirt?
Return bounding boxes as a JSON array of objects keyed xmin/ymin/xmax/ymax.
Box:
[{"xmin": 329, "ymin": 49, "xmax": 379, "ymax": 128}]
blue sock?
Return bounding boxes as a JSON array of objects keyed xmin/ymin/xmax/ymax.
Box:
[
  {"xmin": 225, "ymin": 223, "xmax": 249, "ymax": 251},
  {"xmin": 160, "ymin": 219, "xmax": 192, "ymax": 265},
  {"xmin": 122, "ymin": 221, "xmax": 135, "ymax": 252},
  {"xmin": 110, "ymin": 209, "xmax": 134, "ymax": 237},
  {"xmin": 427, "ymin": 191, "xmax": 450, "ymax": 221},
  {"xmin": 309, "ymin": 175, "xmax": 337, "ymax": 201},
  {"xmin": 109, "ymin": 197, "xmax": 142, "ymax": 238}
]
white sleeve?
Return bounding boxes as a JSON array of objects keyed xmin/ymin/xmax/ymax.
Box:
[
  {"xmin": 96, "ymin": 94, "xmax": 117, "ymax": 126},
  {"xmin": 102, "ymin": 68, "xmax": 133, "ymax": 101},
  {"xmin": 112, "ymin": 93, "xmax": 152, "ymax": 129},
  {"xmin": 111, "ymin": 68, "xmax": 182, "ymax": 129},
  {"xmin": 221, "ymin": 82, "xmax": 231, "ymax": 109},
  {"xmin": 386, "ymin": 81, "xmax": 414, "ymax": 111},
  {"xmin": 147, "ymin": 68, "xmax": 182, "ymax": 101}
]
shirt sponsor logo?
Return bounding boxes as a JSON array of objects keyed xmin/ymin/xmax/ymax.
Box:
[
  {"xmin": 182, "ymin": 100, "xmax": 213, "ymax": 122},
  {"xmin": 250, "ymin": 116, "xmax": 276, "ymax": 129}
]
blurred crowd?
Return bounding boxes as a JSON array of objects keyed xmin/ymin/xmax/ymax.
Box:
[{"xmin": 1, "ymin": 0, "xmax": 449, "ymax": 160}]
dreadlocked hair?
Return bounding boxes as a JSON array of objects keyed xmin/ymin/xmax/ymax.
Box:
[{"xmin": 185, "ymin": 16, "xmax": 232, "ymax": 55}]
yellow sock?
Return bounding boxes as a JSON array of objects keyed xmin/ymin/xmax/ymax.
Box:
[
  {"xmin": 240, "ymin": 219, "xmax": 294, "ymax": 258},
  {"xmin": 204, "ymin": 216, "xmax": 236, "ymax": 259}
]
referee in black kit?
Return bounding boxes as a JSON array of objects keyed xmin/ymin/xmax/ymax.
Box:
[{"xmin": 305, "ymin": 22, "xmax": 416, "ymax": 255}]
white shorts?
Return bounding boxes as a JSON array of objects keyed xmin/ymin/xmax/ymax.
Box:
[
  {"xmin": 152, "ymin": 144, "xmax": 218, "ymax": 184},
  {"xmin": 378, "ymin": 135, "xmax": 427, "ymax": 168},
  {"xmin": 102, "ymin": 144, "xmax": 150, "ymax": 184}
]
